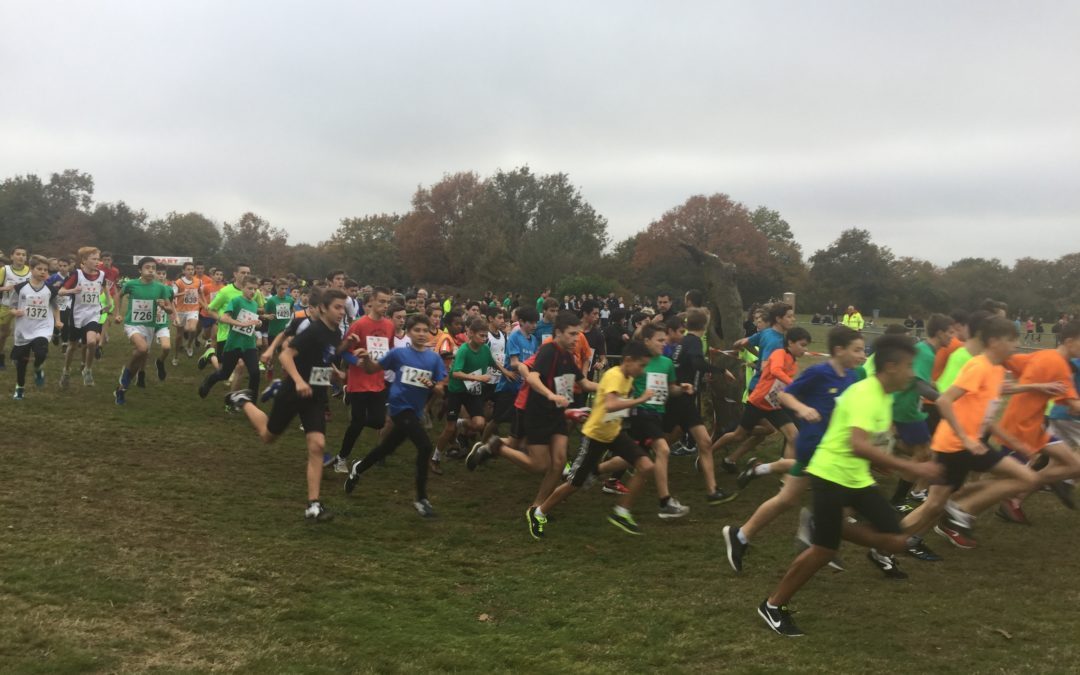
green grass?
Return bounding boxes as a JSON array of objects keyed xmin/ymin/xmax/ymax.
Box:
[{"xmin": 2, "ymin": 325, "xmax": 1079, "ymax": 673}]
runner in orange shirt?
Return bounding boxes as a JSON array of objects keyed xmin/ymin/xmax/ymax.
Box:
[{"xmin": 173, "ymin": 261, "xmax": 205, "ymax": 358}]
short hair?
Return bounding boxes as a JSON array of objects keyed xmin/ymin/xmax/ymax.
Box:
[
  {"xmin": 406, "ymin": 313, "xmax": 432, "ymax": 331},
  {"xmin": 370, "ymin": 286, "xmax": 391, "ymax": 298},
  {"xmin": 318, "ymin": 288, "xmax": 347, "ymax": 307},
  {"xmin": 554, "ymin": 310, "xmax": 581, "ymax": 332},
  {"xmin": 345, "ymin": 279, "xmax": 360, "ymax": 289},
  {"xmin": 326, "ymin": 269, "xmax": 345, "ymax": 280},
  {"xmin": 1060, "ymin": 320, "xmax": 1080, "ymax": 342},
  {"xmin": 483, "ymin": 305, "xmax": 503, "ymax": 320},
  {"xmin": 622, "ymin": 340, "xmax": 652, "ymax": 362},
  {"xmin": 542, "ymin": 297, "xmax": 560, "ymax": 311},
  {"xmin": 234, "ymin": 262, "xmax": 250, "ymax": 271},
  {"xmin": 11, "ymin": 245, "xmax": 28, "ymax": 255},
  {"xmin": 639, "ymin": 323, "xmax": 663, "ymax": 341},
  {"xmin": 100, "ymin": 251, "xmax": 113, "ymax": 259},
  {"xmin": 656, "ymin": 291, "xmax": 672, "ymax": 301},
  {"xmin": 581, "ymin": 299, "xmax": 601, "ymax": 314},
  {"xmin": 785, "ymin": 327, "xmax": 811, "ymax": 345},
  {"xmin": 873, "ymin": 334, "xmax": 917, "ymax": 371},
  {"xmin": 767, "ymin": 302, "xmax": 793, "ymax": 325},
  {"xmin": 444, "ymin": 309, "xmax": 463, "ymax": 326},
  {"xmin": 306, "ymin": 286, "xmax": 321, "ymax": 306},
  {"xmin": 243, "ymin": 277, "xmax": 259, "ymax": 287},
  {"xmin": 77, "ymin": 246, "xmax": 100, "ymax": 262},
  {"xmin": 516, "ymin": 306, "xmax": 539, "ymax": 323},
  {"xmin": 967, "ymin": 310, "xmax": 993, "ymax": 339},
  {"xmin": 466, "ymin": 317, "xmax": 487, "ymax": 333},
  {"xmin": 949, "ymin": 309, "xmax": 969, "ymax": 326},
  {"xmin": 980, "ymin": 298, "xmax": 1008, "ymax": 315},
  {"xmin": 979, "ymin": 316, "xmax": 1018, "ymax": 342},
  {"xmin": 137, "ymin": 256, "xmax": 157, "ymax": 269},
  {"xmin": 665, "ymin": 315, "xmax": 685, "ymax": 333},
  {"xmin": 926, "ymin": 313, "xmax": 952, "ymax": 338},
  {"xmin": 630, "ymin": 312, "xmax": 648, "ymax": 326},
  {"xmin": 467, "ymin": 300, "xmax": 481, "ymax": 311},
  {"xmin": 182, "ymin": 261, "xmax": 194, "ymax": 269},
  {"xmin": 28, "ymin": 254, "xmax": 49, "ymax": 269},
  {"xmin": 826, "ymin": 325, "xmax": 862, "ymax": 354},
  {"xmin": 388, "ymin": 303, "xmax": 406, "ymax": 315},
  {"xmin": 685, "ymin": 308, "xmax": 708, "ymax": 332},
  {"xmin": 684, "ymin": 289, "xmax": 704, "ymax": 308}
]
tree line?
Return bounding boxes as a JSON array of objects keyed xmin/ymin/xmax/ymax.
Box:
[{"xmin": 1, "ymin": 168, "xmax": 1076, "ymax": 318}]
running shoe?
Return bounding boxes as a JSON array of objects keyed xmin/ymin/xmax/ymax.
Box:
[
  {"xmin": 413, "ymin": 499, "xmax": 436, "ymax": 518},
  {"xmin": 114, "ymin": 386, "xmax": 126, "ymax": 405},
  {"xmin": 82, "ymin": 369, "xmax": 94, "ymax": 386},
  {"xmin": 136, "ymin": 370, "xmax": 147, "ymax": 388},
  {"xmin": 706, "ymin": 488, "xmax": 737, "ymax": 506},
  {"xmin": 602, "ymin": 478, "xmax": 630, "ymax": 495},
  {"xmin": 908, "ymin": 489, "xmax": 928, "ymax": 502},
  {"xmin": 171, "ymin": 356, "xmax": 179, "ymax": 367},
  {"xmin": 119, "ymin": 367, "xmax": 133, "ymax": 389},
  {"xmin": 934, "ymin": 521, "xmax": 976, "ymax": 549},
  {"xmin": 224, "ymin": 389, "xmax": 254, "ymax": 410},
  {"xmin": 527, "ymin": 507, "xmax": 546, "ymax": 539},
  {"xmin": 344, "ymin": 462, "xmax": 361, "ymax": 494},
  {"xmin": 1049, "ymin": 481, "xmax": 1076, "ymax": 510},
  {"xmin": 197, "ymin": 347, "xmax": 215, "ymax": 370},
  {"xmin": 866, "ymin": 549, "xmax": 908, "ymax": 579},
  {"xmin": 658, "ymin": 497, "xmax": 690, "ymax": 519},
  {"xmin": 323, "ymin": 453, "xmax": 336, "ymax": 468},
  {"xmin": 670, "ymin": 441, "xmax": 696, "ymax": 457},
  {"xmin": 186, "ymin": 346, "xmax": 194, "ymax": 358},
  {"xmin": 466, "ymin": 441, "xmax": 492, "ymax": 471},
  {"xmin": 905, "ymin": 537, "xmax": 943, "ymax": 562},
  {"xmin": 720, "ymin": 458, "xmax": 739, "ymax": 475},
  {"xmin": 758, "ymin": 600, "xmax": 804, "ymax": 637},
  {"xmin": 59, "ymin": 370, "xmax": 70, "ymax": 389},
  {"xmin": 723, "ymin": 525, "xmax": 747, "ymax": 572},
  {"xmin": 156, "ymin": 358, "xmax": 167, "ymax": 381},
  {"xmin": 12, "ymin": 386, "xmax": 25, "ymax": 401},
  {"xmin": 304, "ymin": 500, "xmax": 333, "ymax": 522},
  {"xmin": 260, "ymin": 379, "xmax": 282, "ymax": 402},
  {"xmin": 826, "ymin": 556, "xmax": 846, "ymax": 572},
  {"xmin": 607, "ymin": 511, "xmax": 642, "ymax": 535},
  {"xmin": 737, "ymin": 458, "xmax": 762, "ymax": 490},
  {"xmin": 428, "ymin": 456, "xmax": 443, "ymax": 476},
  {"xmin": 995, "ymin": 498, "xmax": 1030, "ymax": 525},
  {"xmin": 333, "ymin": 457, "xmax": 349, "ymax": 474},
  {"xmin": 894, "ymin": 503, "xmax": 916, "ymax": 514},
  {"xmin": 198, "ymin": 378, "xmax": 212, "ymax": 399}
]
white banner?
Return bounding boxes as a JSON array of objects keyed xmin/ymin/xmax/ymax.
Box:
[{"xmin": 132, "ymin": 255, "xmax": 193, "ymax": 266}]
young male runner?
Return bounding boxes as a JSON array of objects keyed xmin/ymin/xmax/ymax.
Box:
[
  {"xmin": 112, "ymin": 257, "xmax": 173, "ymax": 405},
  {"xmin": 330, "ymin": 287, "xmax": 394, "ymax": 472},
  {"xmin": 899, "ymin": 317, "xmax": 1040, "ymax": 549},
  {"xmin": 47, "ymin": 256, "xmax": 74, "ymax": 350},
  {"xmin": 526, "ymin": 340, "xmax": 656, "ymax": 538},
  {"xmin": 0, "ymin": 245, "xmax": 32, "ymax": 370},
  {"xmin": 224, "ymin": 288, "xmax": 353, "ymax": 521},
  {"xmin": 344, "ymin": 313, "xmax": 447, "ymax": 517},
  {"xmin": 757, "ymin": 336, "xmax": 943, "ymax": 637},
  {"xmin": 173, "ymin": 261, "xmax": 204, "ymax": 358},
  {"xmin": 478, "ymin": 306, "xmax": 539, "ymax": 458},
  {"xmin": 59, "ymin": 247, "xmax": 107, "ymax": 387},
  {"xmin": 198, "ymin": 277, "xmax": 262, "ymax": 400},
  {"xmin": 723, "ymin": 325, "xmax": 865, "ymax": 572},
  {"xmin": 147, "ymin": 267, "xmax": 176, "ymax": 377},
  {"xmin": 8, "ymin": 256, "xmax": 58, "ymax": 398},
  {"xmin": 201, "ymin": 263, "xmax": 252, "ymax": 371},
  {"xmin": 198, "ymin": 268, "xmax": 224, "ymax": 348}
]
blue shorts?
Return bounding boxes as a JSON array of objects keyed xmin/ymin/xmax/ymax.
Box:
[
  {"xmin": 895, "ymin": 420, "xmax": 931, "ymax": 447},
  {"xmin": 794, "ymin": 430, "xmax": 825, "ymax": 465},
  {"xmin": 199, "ymin": 315, "xmax": 216, "ymax": 329}
]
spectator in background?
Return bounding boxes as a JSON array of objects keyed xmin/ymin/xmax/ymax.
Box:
[{"xmin": 841, "ymin": 305, "xmax": 864, "ymax": 330}]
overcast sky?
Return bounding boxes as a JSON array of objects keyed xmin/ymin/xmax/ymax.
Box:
[{"xmin": 2, "ymin": 1, "xmax": 1078, "ymax": 264}]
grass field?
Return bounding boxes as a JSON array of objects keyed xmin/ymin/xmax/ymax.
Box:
[{"xmin": 3, "ymin": 322, "xmax": 1078, "ymax": 674}]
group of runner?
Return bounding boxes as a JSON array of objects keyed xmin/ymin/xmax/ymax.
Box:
[{"xmin": 3, "ymin": 245, "xmax": 1079, "ymax": 638}]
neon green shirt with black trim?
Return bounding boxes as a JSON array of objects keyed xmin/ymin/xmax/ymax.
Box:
[
  {"xmin": 632, "ymin": 354, "xmax": 676, "ymax": 414},
  {"xmin": 223, "ymin": 295, "xmax": 260, "ymax": 352},
  {"xmin": 936, "ymin": 346, "xmax": 973, "ymax": 392},
  {"xmin": 806, "ymin": 376, "xmax": 893, "ymax": 489},
  {"xmin": 121, "ymin": 279, "xmax": 172, "ymax": 327},
  {"xmin": 893, "ymin": 340, "xmax": 935, "ymax": 423},
  {"xmin": 448, "ymin": 342, "xmax": 496, "ymax": 394}
]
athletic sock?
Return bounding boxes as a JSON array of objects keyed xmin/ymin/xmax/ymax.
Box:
[
  {"xmin": 614, "ymin": 505, "xmax": 630, "ymax": 518},
  {"xmin": 766, "ymin": 601, "xmax": 779, "ymax": 610},
  {"xmin": 892, "ymin": 479, "xmax": 913, "ymax": 504},
  {"xmin": 659, "ymin": 496, "xmax": 671, "ymax": 507},
  {"xmin": 534, "ymin": 507, "xmax": 546, "ymax": 519},
  {"xmin": 753, "ymin": 463, "xmax": 771, "ymax": 476},
  {"xmin": 737, "ymin": 529, "xmax": 749, "ymax": 545}
]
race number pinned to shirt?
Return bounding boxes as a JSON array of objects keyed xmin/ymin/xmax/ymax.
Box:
[
  {"xmin": 603, "ymin": 402, "xmax": 631, "ymax": 422},
  {"xmin": 233, "ymin": 309, "xmax": 258, "ymax": 336},
  {"xmin": 276, "ymin": 303, "xmax": 292, "ymax": 319},
  {"xmin": 184, "ymin": 290, "xmax": 199, "ymax": 305},
  {"xmin": 464, "ymin": 369, "xmax": 484, "ymax": 395},
  {"xmin": 156, "ymin": 305, "xmax": 167, "ymax": 325},
  {"xmin": 400, "ymin": 366, "xmax": 433, "ymax": 389},
  {"xmin": 131, "ymin": 299, "xmax": 154, "ymax": 323},
  {"xmin": 366, "ymin": 336, "xmax": 390, "ymax": 362},
  {"xmin": 553, "ymin": 373, "xmax": 575, "ymax": 406},
  {"xmin": 647, "ymin": 372, "xmax": 669, "ymax": 405},
  {"xmin": 309, "ymin": 367, "xmax": 332, "ymax": 386},
  {"xmin": 765, "ymin": 379, "xmax": 785, "ymax": 409},
  {"xmin": 25, "ymin": 298, "xmax": 49, "ymax": 320}
]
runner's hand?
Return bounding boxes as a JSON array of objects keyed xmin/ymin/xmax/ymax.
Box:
[
  {"xmin": 962, "ymin": 436, "xmax": 989, "ymax": 455},
  {"xmin": 296, "ymin": 381, "xmax": 313, "ymax": 398}
]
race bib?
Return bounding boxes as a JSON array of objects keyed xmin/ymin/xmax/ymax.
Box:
[
  {"xmin": 131, "ymin": 299, "xmax": 154, "ymax": 323},
  {"xmin": 275, "ymin": 303, "xmax": 292, "ymax": 320},
  {"xmin": 309, "ymin": 366, "xmax": 332, "ymax": 386},
  {"xmin": 80, "ymin": 290, "xmax": 99, "ymax": 305},
  {"xmin": 602, "ymin": 401, "xmax": 631, "ymax": 422},
  {"xmin": 647, "ymin": 372, "xmax": 669, "ymax": 405},
  {"xmin": 765, "ymin": 379, "xmax": 785, "ymax": 409},
  {"xmin": 366, "ymin": 335, "xmax": 390, "ymax": 362},
  {"xmin": 25, "ymin": 303, "xmax": 49, "ymax": 320},
  {"xmin": 464, "ymin": 369, "xmax": 484, "ymax": 395},
  {"xmin": 553, "ymin": 373, "xmax": 575, "ymax": 405},
  {"xmin": 155, "ymin": 306, "xmax": 167, "ymax": 324},
  {"xmin": 233, "ymin": 309, "xmax": 258, "ymax": 336},
  {"xmin": 400, "ymin": 365, "xmax": 433, "ymax": 388},
  {"xmin": 183, "ymin": 290, "xmax": 199, "ymax": 305}
]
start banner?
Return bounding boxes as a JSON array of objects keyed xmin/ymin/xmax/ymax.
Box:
[{"xmin": 132, "ymin": 255, "xmax": 193, "ymax": 266}]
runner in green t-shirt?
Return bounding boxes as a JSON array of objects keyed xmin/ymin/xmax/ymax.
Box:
[
  {"xmin": 757, "ymin": 335, "xmax": 942, "ymax": 638},
  {"xmin": 113, "ymin": 257, "xmax": 173, "ymax": 405},
  {"xmin": 199, "ymin": 278, "xmax": 263, "ymax": 399},
  {"xmin": 263, "ymin": 283, "xmax": 293, "ymax": 339}
]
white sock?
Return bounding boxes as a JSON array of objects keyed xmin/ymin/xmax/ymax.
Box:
[
  {"xmin": 534, "ymin": 507, "xmax": 546, "ymax": 519},
  {"xmin": 754, "ymin": 463, "xmax": 772, "ymax": 476},
  {"xmin": 737, "ymin": 529, "xmax": 749, "ymax": 545},
  {"xmin": 766, "ymin": 601, "xmax": 779, "ymax": 610},
  {"xmin": 614, "ymin": 505, "xmax": 631, "ymax": 518}
]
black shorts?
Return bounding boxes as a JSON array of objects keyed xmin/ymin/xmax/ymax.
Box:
[
  {"xmin": 523, "ymin": 409, "xmax": 568, "ymax": 445},
  {"xmin": 11, "ymin": 337, "xmax": 49, "ymax": 362},
  {"xmin": 810, "ymin": 475, "xmax": 901, "ymax": 551},
  {"xmin": 482, "ymin": 383, "xmax": 497, "ymax": 402},
  {"xmin": 266, "ymin": 391, "xmax": 327, "ymax": 436},
  {"xmin": 628, "ymin": 412, "xmax": 664, "ymax": 448},
  {"xmin": 572, "ymin": 391, "xmax": 589, "ymax": 409},
  {"xmin": 663, "ymin": 393, "xmax": 702, "ymax": 433},
  {"xmin": 510, "ymin": 408, "xmax": 527, "ymax": 439},
  {"xmin": 346, "ymin": 389, "xmax": 387, "ymax": 430},
  {"xmin": 568, "ymin": 432, "xmax": 647, "ymax": 488},
  {"xmin": 59, "ymin": 308, "xmax": 75, "ymax": 342},
  {"xmin": 493, "ymin": 390, "xmax": 518, "ymax": 424},
  {"xmin": 215, "ymin": 340, "xmax": 226, "ymax": 357},
  {"xmin": 739, "ymin": 403, "xmax": 792, "ymax": 432},
  {"xmin": 78, "ymin": 322, "xmax": 102, "ymax": 342},
  {"xmin": 933, "ymin": 448, "xmax": 1008, "ymax": 491},
  {"xmin": 446, "ymin": 391, "xmax": 486, "ymax": 421}
]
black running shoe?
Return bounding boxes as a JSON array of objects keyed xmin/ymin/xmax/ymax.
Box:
[
  {"xmin": 607, "ymin": 511, "xmax": 642, "ymax": 535},
  {"xmin": 758, "ymin": 600, "xmax": 804, "ymax": 637},
  {"xmin": 722, "ymin": 525, "xmax": 747, "ymax": 572},
  {"xmin": 905, "ymin": 538, "xmax": 943, "ymax": 562},
  {"xmin": 156, "ymin": 358, "xmax": 166, "ymax": 381},
  {"xmin": 136, "ymin": 370, "xmax": 147, "ymax": 388},
  {"xmin": 720, "ymin": 458, "xmax": 738, "ymax": 475},
  {"xmin": 867, "ymin": 549, "xmax": 908, "ymax": 579},
  {"xmin": 198, "ymin": 378, "xmax": 212, "ymax": 399},
  {"xmin": 737, "ymin": 458, "xmax": 761, "ymax": 490},
  {"xmin": 224, "ymin": 389, "xmax": 254, "ymax": 410},
  {"xmin": 1050, "ymin": 481, "xmax": 1076, "ymax": 510},
  {"xmin": 344, "ymin": 462, "xmax": 361, "ymax": 495},
  {"xmin": 707, "ymin": 489, "xmax": 737, "ymax": 506}
]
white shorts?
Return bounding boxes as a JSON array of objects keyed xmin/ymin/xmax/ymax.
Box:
[
  {"xmin": 1050, "ymin": 419, "xmax": 1080, "ymax": 450},
  {"xmin": 178, "ymin": 311, "xmax": 199, "ymax": 324},
  {"xmin": 124, "ymin": 325, "xmax": 155, "ymax": 343},
  {"xmin": 155, "ymin": 327, "xmax": 171, "ymax": 342}
]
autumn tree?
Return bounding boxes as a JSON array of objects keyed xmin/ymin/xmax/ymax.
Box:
[
  {"xmin": 807, "ymin": 228, "xmax": 898, "ymax": 314},
  {"xmin": 220, "ymin": 212, "xmax": 291, "ymax": 276},
  {"xmin": 145, "ymin": 212, "xmax": 222, "ymax": 262},
  {"xmin": 325, "ymin": 213, "xmax": 407, "ymax": 287}
]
